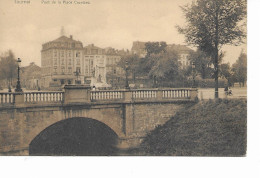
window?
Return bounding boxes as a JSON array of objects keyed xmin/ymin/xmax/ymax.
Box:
[
  {"xmin": 53, "ymin": 67, "xmax": 57, "ymax": 74},
  {"xmin": 54, "ymin": 51, "xmax": 57, "ymax": 57},
  {"xmin": 61, "ymin": 59, "xmax": 64, "ymax": 65},
  {"xmin": 77, "ymin": 59, "xmax": 80, "ymax": 65},
  {"xmin": 68, "ymin": 58, "xmax": 71, "ymax": 65},
  {"xmin": 61, "ymin": 51, "xmax": 64, "ymax": 57},
  {"xmin": 54, "ymin": 58, "xmax": 57, "ymax": 65},
  {"xmin": 76, "ymin": 52, "xmax": 80, "ymax": 57},
  {"xmin": 68, "ymin": 67, "xmax": 72, "ymax": 74},
  {"xmin": 61, "ymin": 67, "xmax": 65, "ymax": 74},
  {"xmin": 76, "ymin": 67, "xmax": 81, "ymax": 74}
]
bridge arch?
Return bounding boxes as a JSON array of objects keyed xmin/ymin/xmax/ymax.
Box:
[{"xmin": 29, "ymin": 117, "xmax": 119, "ymax": 155}]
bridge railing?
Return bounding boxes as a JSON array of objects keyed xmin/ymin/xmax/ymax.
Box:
[
  {"xmin": 162, "ymin": 88, "xmax": 190, "ymax": 99},
  {"xmin": 0, "ymin": 93, "xmax": 14, "ymax": 105},
  {"xmin": 0, "ymin": 92, "xmax": 64, "ymax": 106},
  {"xmin": 91, "ymin": 90, "xmax": 124, "ymax": 101},
  {"xmin": 24, "ymin": 92, "xmax": 64, "ymax": 103},
  {"xmin": 132, "ymin": 89, "xmax": 157, "ymax": 99},
  {"xmin": 90, "ymin": 88, "xmax": 195, "ymax": 102},
  {"xmin": 0, "ymin": 88, "xmax": 197, "ymax": 107}
]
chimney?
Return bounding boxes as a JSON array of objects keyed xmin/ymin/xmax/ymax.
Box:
[{"xmin": 70, "ymin": 35, "xmax": 73, "ymax": 39}]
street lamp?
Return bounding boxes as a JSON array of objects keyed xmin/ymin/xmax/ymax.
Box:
[
  {"xmin": 192, "ymin": 61, "xmax": 196, "ymax": 88},
  {"xmin": 125, "ymin": 59, "xmax": 130, "ymax": 90},
  {"xmin": 15, "ymin": 58, "xmax": 23, "ymax": 92}
]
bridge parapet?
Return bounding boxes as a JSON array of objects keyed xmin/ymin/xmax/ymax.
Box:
[
  {"xmin": 0, "ymin": 87, "xmax": 197, "ymax": 108},
  {"xmin": 0, "ymin": 93, "xmax": 14, "ymax": 105}
]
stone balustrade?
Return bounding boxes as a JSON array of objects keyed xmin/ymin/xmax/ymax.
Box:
[
  {"xmin": 91, "ymin": 91, "xmax": 124, "ymax": 101},
  {"xmin": 132, "ymin": 89, "xmax": 157, "ymax": 99},
  {"xmin": 24, "ymin": 92, "xmax": 63, "ymax": 103},
  {"xmin": 0, "ymin": 87, "xmax": 197, "ymax": 107},
  {"xmin": 162, "ymin": 89, "xmax": 190, "ymax": 98},
  {"xmin": 0, "ymin": 93, "xmax": 14, "ymax": 104}
]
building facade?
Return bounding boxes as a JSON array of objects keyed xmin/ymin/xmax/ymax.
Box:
[
  {"xmin": 41, "ymin": 35, "xmax": 124, "ymax": 89},
  {"xmin": 41, "ymin": 35, "xmax": 84, "ymax": 89},
  {"xmin": 21, "ymin": 62, "xmax": 42, "ymax": 90},
  {"xmin": 166, "ymin": 44, "xmax": 193, "ymax": 69},
  {"xmin": 131, "ymin": 41, "xmax": 147, "ymax": 58},
  {"xmin": 83, "ymin": 44, "xmax": 108, "ymax": 87}
]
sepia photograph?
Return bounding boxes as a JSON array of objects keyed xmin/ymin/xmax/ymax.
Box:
[{"xmin": 0, "ymin": 0, "xmax": 248, "ymax": 158}]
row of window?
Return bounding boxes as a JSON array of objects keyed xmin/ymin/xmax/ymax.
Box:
[
  {"xmin": 53, "ymin": 51, "xmax": 81, "ymax": 58},
  {"xmin": 85, "ymin": 55, "xmax": 105, "ymax": 58},
  {"xmin": 53, "ymin": 58, "xmax": 81, "ymax": 65}
]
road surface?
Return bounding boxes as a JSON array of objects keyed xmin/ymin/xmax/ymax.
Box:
[{"xmin": 198, "ymin": 87, "xmax": 247, "ymax": 100}]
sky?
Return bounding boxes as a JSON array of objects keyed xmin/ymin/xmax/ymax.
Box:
[{"xmin": 0, "ymin": 0, "xmax": 247, "ymax": 66}]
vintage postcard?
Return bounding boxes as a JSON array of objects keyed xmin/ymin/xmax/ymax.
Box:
[{"xmin": 0, "ymin": 0, "xmax": 247, "ymax": 156}]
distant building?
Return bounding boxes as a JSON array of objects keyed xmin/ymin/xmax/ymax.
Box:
[
  {"xmin": 131, "ymin": 41, "xmax": 147, "ymax": 58},
  {"xmin": 166, "ymin": 44, "xmax": 193, "ymax": 68},
  {"xmin": 83, "ymin": 44, "xmax": 108, "ymax": 87},
  {"xmin": 21, "ymin": 62, "xmax": 41, "ymax": 90},
  {"xmin": 105, "ymin": 48, "xmax": 126, "ymax": 87}
]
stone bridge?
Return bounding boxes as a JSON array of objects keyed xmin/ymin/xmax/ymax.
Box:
[{"xmin": 0, "ymin": 85, "xmax": 197, "ymax": 155}]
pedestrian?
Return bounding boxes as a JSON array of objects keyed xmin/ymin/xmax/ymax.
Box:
[{"xmin": 224, "ymin": 85, "xmax": 228, "ymax": 96}]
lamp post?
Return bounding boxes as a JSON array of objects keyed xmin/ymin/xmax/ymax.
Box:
[
  {"xmin": 192, "ymin": 61, "xmax": 196, "ymax": 88},
  {"xmin": 15, "ymin": 58, "xmax": 23, "ymax": 92},
  {"xmin": 125, "ymin": 59, "xmax": 130, "ymax": 90}
]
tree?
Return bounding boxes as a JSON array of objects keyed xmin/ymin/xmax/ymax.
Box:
[
  {"xmin": 118, "ymin": 54, "xmax": 140, "ymax": 83},
  {"xmin": 219, "ymin": 62, "xmax": 232, "ymax": 86},
  {"xmin": 232, "ymin": 51, "xmax": 247, "ymax": 87},
  {"xmin": 145, "ymin": 41, "xmax": 167, "ymax": 57},
  {"xmin": 0, "ymin": 50, "xmax": 18, "ymax": 88},
  {"xmin": 189, "ymin": 50, "xmax": 213, "ymax": 79},
  {"xmin": 177, "ymin": 0, "xmax": 246, "ymax": 98},
  {"xmin": 148, "ymin": 51, "xmax": 179, "ymax": 87}
]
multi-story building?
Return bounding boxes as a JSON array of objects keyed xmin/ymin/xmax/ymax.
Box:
[
  {"xmin": 41, "ymin": 35, "xmax": 84, "ymax": 88},
  {"xmin": 83, "ymin": 44, "xmax": 108, "ymax": 87},
  {"xmin": 41, "ymin": 35, "xmax": 124, "ymax": 89},
  {"xmin": 105, "ymin": 48, "xmax": 125, "ymax": 87},
  {"xmin": 166, "ymin": 44, "xmax": 193, "ymax": 69},
  {"xmin": 131, "ymin": 41, "xmax": 147, "ymax": 58},
  {"xmin": 21, "ymin": 62, "xmax": 42, "ymax": 90}
]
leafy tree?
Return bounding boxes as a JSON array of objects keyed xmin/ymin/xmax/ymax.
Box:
[
  {"xmin": 0, "ymin": 50, "xmax": 18, "ymax": 88},
  {"xmin": 145, "ymin": 41, "xmax": 167, "ymax": 57},
  {"xmin": 177, "ymin": 0, "xmax": 246, "ymax": 98},
  {"xmin": 148, "ymin": 51, "xmax": 179, "ymax": 86},
  {"xmin": 232, "ymin": 51, "xmax": 247, "ymax": 87},
  {"xmin": 118, "ymin": 54, "xmax": 140, "ymax": 83},
  {"xmin": 189, "ymin": 50, "xmax": 213, "ymax": 79},
  {"xmin": 219, "ymin": 62, "xmax": 232, "ymax": 86}
]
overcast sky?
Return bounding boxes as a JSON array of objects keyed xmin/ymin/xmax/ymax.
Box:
[{"xmin": 0, "ymin": 0, "xmax": 246, "ymax": 66}]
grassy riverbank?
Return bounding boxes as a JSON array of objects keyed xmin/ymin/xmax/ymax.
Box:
[{"xmin": 130, "ymin": 99, "xmax": 247, "ymax": 156}]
